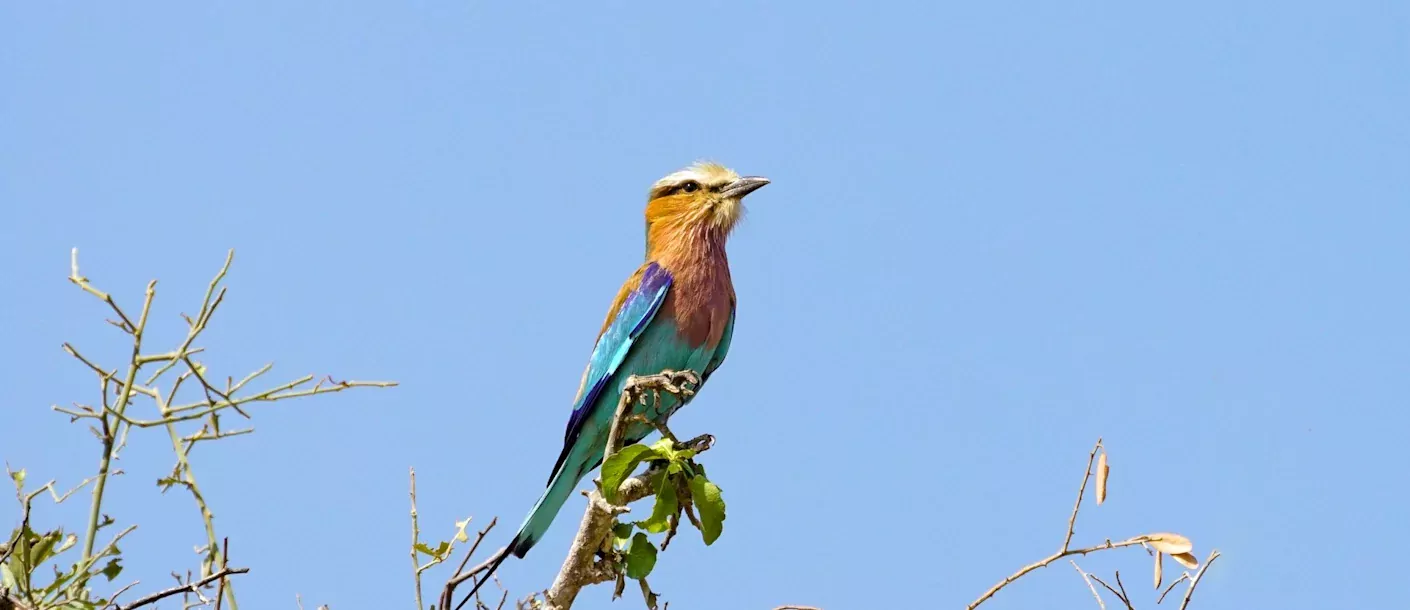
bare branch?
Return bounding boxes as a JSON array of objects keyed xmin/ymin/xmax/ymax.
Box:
[
  {"xmin": 1070, "ymin": 561, "xmax": 1106, "ymax": 610},
  {"xmin": 1063, "ymin": 438, "xmax": 1104, "ymax": 553},
  {"xmin": 68, "ymin": 247, "xmax": 136, "ymax": 334},
  {"xmin": 965, "ymin": 437, "xmax": 1224, "ymax": 610},
  {"xmin": 438, "ymin": 519, "xmax": 500, "ymax": 610},
  {"xmin": 117, "ymin": 567, "xmax": 248, "ymax": 610},
  {"xmin": 1089, "ymin": 573, "xmax": 1134, "ymax": 610},
  {"xmin": 411, "ymin": 468, "xmax": 425, "ymax": 610},
  {"xmin": 1177, "ymin": 551, "xmax": 1220, "ymax": 610},
  {"xmin": 1158, "ymin": 573, "xmax": 1191, "ymax": 604}
]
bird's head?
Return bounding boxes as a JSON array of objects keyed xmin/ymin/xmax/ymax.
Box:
[{"xmin": 644, "ymin": 162, "xmax": 770, "ymax": 242}]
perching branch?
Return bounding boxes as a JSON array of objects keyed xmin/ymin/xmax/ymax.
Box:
[
  {"xmin": 429, "ymin": 370, "xmax": 726, "ymax": 610},
  {"xmin": 542, "ymin": 370, "xmax": 703, "ymax": 610}
]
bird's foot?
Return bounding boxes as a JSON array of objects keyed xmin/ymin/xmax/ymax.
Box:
[
  {"xmin": 624, "ymin": 370, "xmax": 701, "ymax": 403},
  {"xmin": 677, "ymin": 433, "xmax": 715, "ymax": 454}
]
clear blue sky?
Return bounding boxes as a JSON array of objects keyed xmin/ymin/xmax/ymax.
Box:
[{"xmin": 2, "ymin": 2, "xmax": 1406, "ymax": 609}]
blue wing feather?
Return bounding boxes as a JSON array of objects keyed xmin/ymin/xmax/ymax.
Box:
[{"xmin": 548, "ymin": 262, "xmax": 673, "ymax": 484}]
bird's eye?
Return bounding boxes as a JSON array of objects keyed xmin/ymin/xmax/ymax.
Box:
[{"xmin": 681, "ymin": 181, "xmax": 700, "ymax": 193}]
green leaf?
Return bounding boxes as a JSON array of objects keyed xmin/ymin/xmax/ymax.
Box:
[
  {"xmin": 55, "ymin": 533, "xmax": 77, "ymax": 556},
  {"xmin": 612, "ymin": 522, "xmax": 634, "ymax": 539},
  {"xmin": 611, "ymin": 522, "xmax": 634, "ymax": 549},
  {"xmin": 414, "ymin": 541, "xmax": 451, "ymax": 560},
  {"xmin": 9, "ymin": 468, "xmax": 25, "ymax": 491},
  {"xmin": 9, "ymin": 527, "xmax": 34, "ymax": 590},
  {"xmin": 100, "ymin": 558, "xmax": 123, "ymax": 582},
  {"xmin": 1, "ymin": 562, "xmax": 17, "ymax": 591},
  {"xmin": 44, "ymin": 561, "xmax": 80, "ymax": 596},
  {"xmin": 649, "ymin": 437, "xmax": 675, "ymax": 454},
  {"xmin": 677, "ymin": 460, "xmax": 698, "ymax": 478},
  {"xmin": 601, "ymin": 444, "xmax": 661, "ymax": 503},
  {"xmin": 624, "ymin": 533, "xmax": 657, "ymax": 580},
  {"xmin": 689, "ymin": 475, "xmax": 726, "ymax": 545},
  {"xmin": 29, "ymin": 530, "xmax": 62, "ymax": 567},
  {"xmin": 635, "ymin": 474, "xmax": 677, "ymax": 534}
]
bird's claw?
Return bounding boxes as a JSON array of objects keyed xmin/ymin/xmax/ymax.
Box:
[
  {"xmin": 678, "ymin": 433, "xmax": 715, "ymax": 454},
  {"xmin": 624, "ymin": 370, "xmax": 701, "ymax": 403}
]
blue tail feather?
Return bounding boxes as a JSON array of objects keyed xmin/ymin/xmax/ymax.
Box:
[{"xmin": 460, "ymin": 459, "xmax": 585, "ymax": 604}]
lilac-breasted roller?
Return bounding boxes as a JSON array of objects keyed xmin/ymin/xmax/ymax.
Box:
[{"xmin": 465, "ymin": 162, "xmax": 769, "ymax": 600}]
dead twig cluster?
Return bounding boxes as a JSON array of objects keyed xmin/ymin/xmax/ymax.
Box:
[
  {"xmin": 2, "ymin": 249, "xmax": 395, "ymax": 610},
  {"xmin": 967, "ymin": 439, "xmax": 1221, "ymax": 610}
]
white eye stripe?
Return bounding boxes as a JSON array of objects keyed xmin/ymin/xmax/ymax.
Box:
[{"xmin": 647, "ymin": 162, "xmax": 741, "ymax": 198}]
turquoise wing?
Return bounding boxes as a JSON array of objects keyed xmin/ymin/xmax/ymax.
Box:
[{"xmin": 547, "ymin": 261, "xmax": 673, "ymax": 483}]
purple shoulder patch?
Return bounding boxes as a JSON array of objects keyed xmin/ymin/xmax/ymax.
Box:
[{"xmin": 628, "ymin": 262, "xmax": 672, "ymax": 337}]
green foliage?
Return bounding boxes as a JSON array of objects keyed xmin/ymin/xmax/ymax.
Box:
[
  {"xmin": 99, "ymin": 558, "xmax": 122, "ymax": 582},
  {"xmin": 603, "ymin": 432, "xmax": 729, "ymax": 595},
  {"xmin": 624, "ymin": 533, "xmax": 657, "ymax": 579},
  {"xmin": 635, "ymin": 474, "xmax": 677, "ymax": 534},
  {"xmin": 600, "ymin": 444, "xmax": 662, "ymax": 504},
  {"xmin": 1, "ymin": 476, "xmax": 127, "ymax": 610},
  {"xmin": 688, "ymin": 474, "xmax": 726, "ymax": 545},
  {"xmin": 611, "ymin": 522, "xmax": 635, "ymax": 550},
  {"xmin": 2, "ymin": 251, "xmax": 396, "ymax": 610},
  {"xmin": 415, "ymin": 541, "xmax": 454, "ymax": 562}
]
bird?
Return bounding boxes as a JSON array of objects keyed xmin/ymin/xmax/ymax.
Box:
[{"xmin": 460, "ymin": 162, "xmax": 769, "ymax": 604}]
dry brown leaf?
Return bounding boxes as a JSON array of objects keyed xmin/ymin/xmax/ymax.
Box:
[
  {"xmin": 1096, "ymin": 451, "xmax": 1109, "ymax": 505},
  {"xmin": 1144, "ymin": 532, "xmax": 1193, "ymax": 555},
  {"xmin": 1171, "ymin": 552, "xmax": 1199, "ymax": 570},
  {"xmin": 1154, "ymin": 551, "xmax": 1164, "ymax": 589}
]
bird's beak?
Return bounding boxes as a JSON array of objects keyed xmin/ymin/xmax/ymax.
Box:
[{"xmin": 720, "ymin": 176, "xmax": 770, "ymax": 199}]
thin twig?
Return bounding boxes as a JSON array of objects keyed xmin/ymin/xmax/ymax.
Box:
[
  {"xmin": 1158, "ymin": 573, "xmax": 1191, "ymax": 604},
  {"xmin": 1088, "ymin": 574, "xmax": 1132, "ymax": 610},
  {"xmin": 214, "ymin": 537, "xmax": 230, "ymax": 610},
  {"xmin": 1090, "ymin": 573, "xmax": 1134, "ymax": 610},
  {"xmin": 1114, "ymin": 571, "xmax": 1132, "ymax": 608},
  {"xmin": 142, "ymin": 250, "xmax": 234, "ymax": 385},
  {"xmin": 68, "ymin": 248, "xmax": 136, "ymax": 334},
  {"xmin": 1177, "ymin": 551, "xmax": 1221, "ymax": 610},
  {"xmin": 439, "ymin": 519, "xmax": 500, "ymax": 610},
  {"xmin": 106, "ymin": 581, "xmax": 141, "ymax": 608},
  {"xmin": 117, "ymin": 567, "xmax": 248, "ymax": 610},
  {"xmin": 411, "ymin": 468, "xmax": 424, "ymax": 610},
  {"xmin": 1063, "ymin": 438, "xmax": 1104, "ymax": 553},
  {"xmin": 1070, "ymin": 561, "xmax": 1106, "ymax": 610},
  {"xmin": 968, "ymin": 439, "xmax": 1132, "ymax": 610},
  {"xmin": 73, "ymin": 259, "xmax": 157, "ymax": 565}
]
